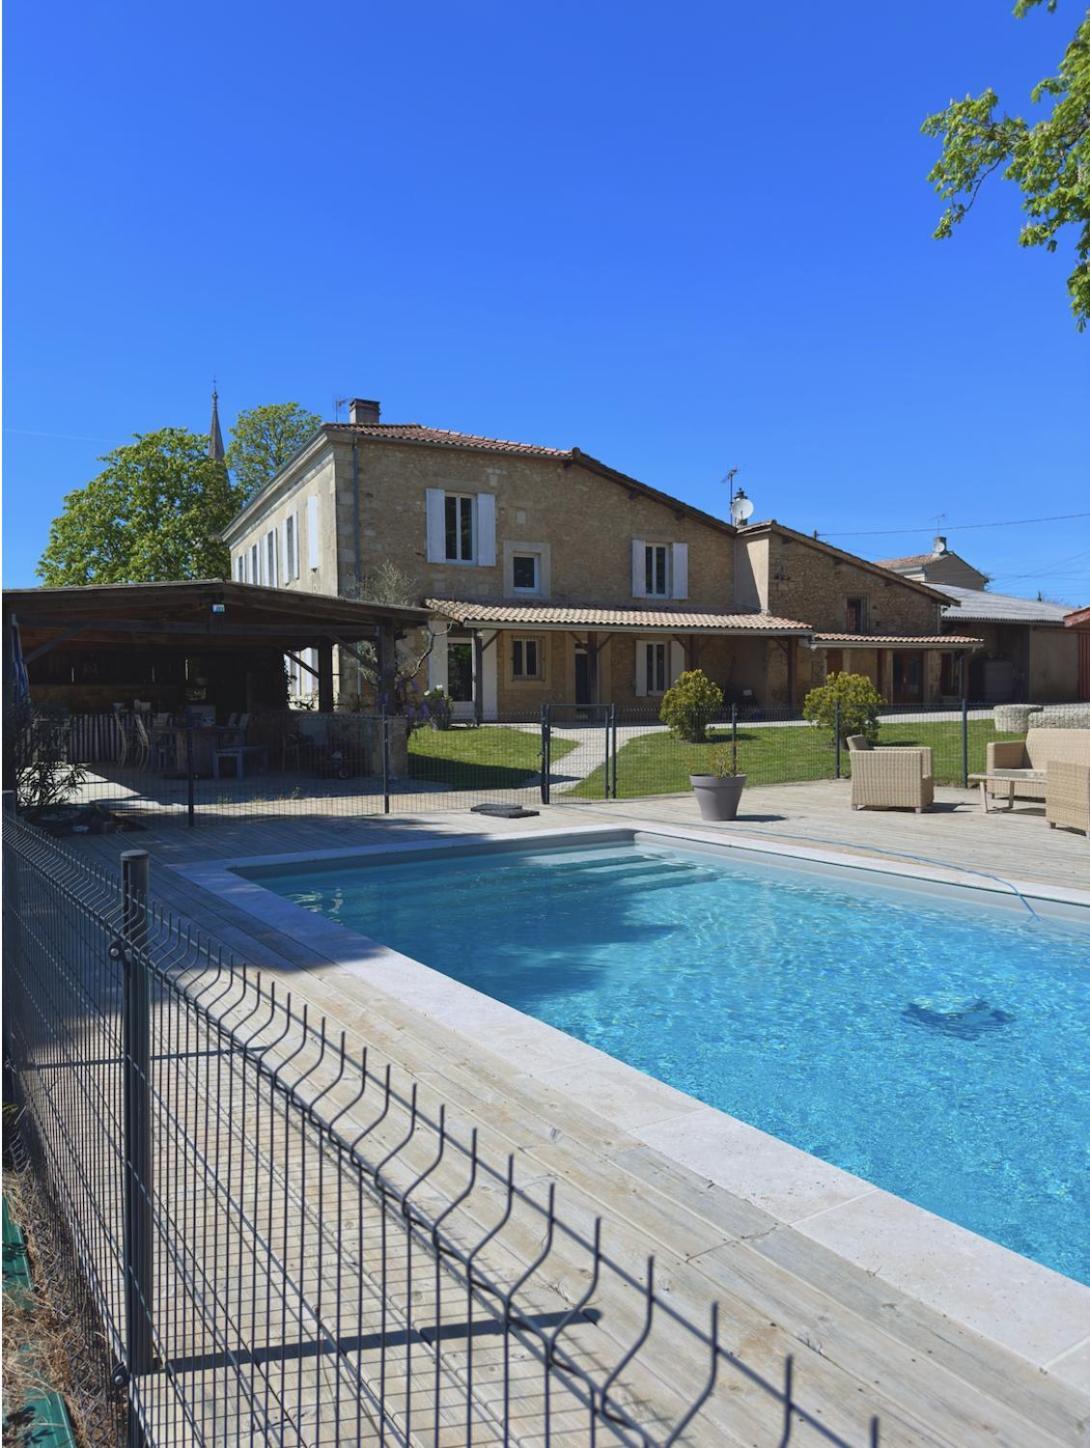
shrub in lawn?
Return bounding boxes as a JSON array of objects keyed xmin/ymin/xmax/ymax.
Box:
[
  {"xmin": 803, "ymin": 672, "xmax": 882, "ymax": 743},
  {"xmin": 659, "ymin": 669, "xmax": 724, "ymax": 742}
]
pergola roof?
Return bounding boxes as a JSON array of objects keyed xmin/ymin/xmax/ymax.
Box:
[
  {"xmin": 5, "ymin": 580, "xmax": 428, "ymax": 659},
  {"xmin": 428, "ymin": 597, "xmax": 812, "ymax": 635}
]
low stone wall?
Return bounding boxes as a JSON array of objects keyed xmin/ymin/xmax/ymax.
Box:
[{"xmin": 994, "ymin": 703, "xmax": 1090, "ymax": 733}]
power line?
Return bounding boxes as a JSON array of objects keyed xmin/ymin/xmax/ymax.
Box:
[{"xmin": 818, "ymin": 510, "xmax": 1090, "ymax": 540}]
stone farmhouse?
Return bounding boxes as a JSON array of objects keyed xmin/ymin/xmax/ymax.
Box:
[
  {"xmin": 877, "ymin": 537, "xmax": 1086, "ymax": 702},
  {"xmin": 221, "ymin": 399, "xmax": 985, "ymax": 718}
]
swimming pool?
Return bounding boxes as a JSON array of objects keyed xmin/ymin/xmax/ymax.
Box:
[{"xmin": 252, "ymin": 837, "xmax": 1090, "ymax": 1285}]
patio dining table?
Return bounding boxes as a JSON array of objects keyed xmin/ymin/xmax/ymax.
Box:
[{"xmin": 968, "ymin": 767, "xmax": 1047, "ymax": 814}]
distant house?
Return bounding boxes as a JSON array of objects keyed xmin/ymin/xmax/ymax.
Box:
[
  {"xmin": 1064, "ymin": 606, "xmax": 1090, "ymax": 702},
  {"xmin": 876, "ymin": 536, "xmax": 989, "ymax": 591},
  {"xmin": 875, "ymin": 538, "xmax": 1081, "ymax": 703},
  {"xmin": 221, "ymin": 398, "xmax": 981, "ymax": 717}
]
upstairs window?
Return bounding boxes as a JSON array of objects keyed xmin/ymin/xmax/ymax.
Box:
[
  {"xmin": 234, "ymin": 555, "xmax": 245, "ymax": 582},
  {"xmin": 285, "ymin": 514, "xmax": 298, "ymax": 580},
  {"xmin": 512, "ymin": 553, "xmax": 539, "ymax": 592},
  {"xmin": 445, "ymin": 494, "xmax": 475, "ymax": 562},
  {"xmin": 250, "ymin": 542, "xmax": 260, "ymax": 584},
  {"xmin": 845, "ymin": 596, "xmax": 867, "ymax": 632},
  {"xmin": 266, "ymin": 530, "xmax": 278, "ymax": 587},
  {"xmin": 645, "ymin": 544, "xmax": 670, "ymax": 597},
  {"xmin": 426, "ymin": 489, "xmax": 496, "ymax": 567}
]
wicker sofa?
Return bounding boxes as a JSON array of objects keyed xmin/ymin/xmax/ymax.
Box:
[
  {"xmin": 985, "ymin": 728, "xmax": 1090, "ymax": 803},
  {"xmin": 1046, "ymin": 762, "xmax": 1090, "ymax": 837},
  {"xmin": 850, "ymin": 746, "xmax": 934, "ymax": 813}
]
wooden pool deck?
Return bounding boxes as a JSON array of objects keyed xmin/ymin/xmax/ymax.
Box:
[{"xmin": 64, "ymin": 782, "xmax": 1090, "ymax": 1445}]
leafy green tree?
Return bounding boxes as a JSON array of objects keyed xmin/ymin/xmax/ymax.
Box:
[
  {"xmin": 659, "ymin": 669, "xmax": 724, "ymax": 742},
  {"xmin": 803, "ymin": 672, "xmax": 883, "ymax": 743},
  {"xmin": 922, "ymin": 2, "xmax": 1090, "ymax": 328},
  {"xmin": 226, "ymin": 402, "xmax": 322, "ymax": 503},
  {"xmin": 37, "ymin": 428, "xmax": 242, "ymax": 585}
]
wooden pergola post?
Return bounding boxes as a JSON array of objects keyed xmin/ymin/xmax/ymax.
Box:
[
  {"xmin": 376, "ymin": 622, "xmax": 398, "ymax": 711},
  {"xmin": 317, "ymin": 639, "xmax": 335, "ymax": 713}
]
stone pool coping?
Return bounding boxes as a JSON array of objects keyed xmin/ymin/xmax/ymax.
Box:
[{"xmin": 176, "ymin": 821, "xmax": 1090, "ymax": 1388}]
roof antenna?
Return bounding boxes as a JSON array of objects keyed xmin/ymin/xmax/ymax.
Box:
[
  {"xmin": 722, "ymin": 467, "xmax": 753, "ymax": 526},
  {"xmin": 334, "ymin": 397, "xmax": 349, "ymax": 422}
]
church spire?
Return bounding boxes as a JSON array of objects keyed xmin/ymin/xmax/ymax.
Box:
[{"xmin": 208, "ymin": 382, "xmax": 225, "ymax": 461}]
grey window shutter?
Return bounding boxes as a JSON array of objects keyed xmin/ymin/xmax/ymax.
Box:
[
  {"xmin": 631, "ymin": 539, "xmax": 647, "ymax": 597},
  {"xmin": 425, "ymin": 489, "xmax": 446, "ymax": 563}
]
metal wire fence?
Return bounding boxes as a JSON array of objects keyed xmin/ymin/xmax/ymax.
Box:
[
  {"xmin": 3, "ymin": 810, "xmax": 883, "ymax": 1447},
  {"xmin": 13, "ymin": 700, "xmax": 1089, "ymax": 832}
]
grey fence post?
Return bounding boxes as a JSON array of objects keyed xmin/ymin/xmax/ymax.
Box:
[
  {"xmin": 540, "ymin": 706, "xmax": 551, "ymax": 805},
  {"xmin": 610, "ymin": 704, "xmax": 619, "ymax": 799},
  {"xmin": 834, "ymin": 698, "xmax": 842, "ymax": 779},
  {"xmin": 961, "ymin": 695, "xmax": 970, "ymax": 789},
  {"xmin": 731, "ymin": 704, "xmax": 738, "ymax": 777},
  {"xmin": 381, "ymin": 715, "xmax": 391, "ymax": 815},
  {"xmin": 120, "ymin": 850, "xmax": 156, "ymax": 1397},
  {"xmin": 185, "ymin": 726, "xmax": 196, "ymax": 828},
  {"xmin": 2, "ymin": 792, "xmax": 20, "ymax": 980}
]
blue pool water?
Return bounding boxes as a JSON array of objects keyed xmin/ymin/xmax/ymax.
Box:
[{"xmin": 255, "ymin": 840, "xmax": 1090, "ymax": 1284}]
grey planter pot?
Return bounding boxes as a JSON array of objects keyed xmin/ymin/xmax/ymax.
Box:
[{"xmin": 690, "ymin": 773, "xmax": 747, "ymax": 822}]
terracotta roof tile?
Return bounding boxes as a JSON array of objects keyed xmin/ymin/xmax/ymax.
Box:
[
  {"xmin": 874, "ymin": 553, "xmax": 936, "ymax": 570},
  {"xmin": 428, "ymin": 598, "xmax": 812, "ymax": 633},
  {"xmin": 814, "ymin": 632, "xmax": 982, "ymax": 646},
  {"xmin": 327, "ymin": 422, "xmax": 570, "ymax": 458}
]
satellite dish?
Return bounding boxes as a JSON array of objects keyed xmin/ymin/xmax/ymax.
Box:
[{"xmin": 730, "ymin": 489, "xmax": 754, "ymax": 525}]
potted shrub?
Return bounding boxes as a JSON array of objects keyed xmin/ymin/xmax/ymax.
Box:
[{"xmin": 690, "ymin": 746, "xmax": 746, "ymax": 821}]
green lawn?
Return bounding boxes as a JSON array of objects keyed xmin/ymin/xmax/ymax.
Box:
[
  {"xmin": 571, "ymin": 719, "xmax": 1023, "ymax": 799},
  {"xmin": 408, "ymin": 724, "xmax": 577, "ymax": 790}
]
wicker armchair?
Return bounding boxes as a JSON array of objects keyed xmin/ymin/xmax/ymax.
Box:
[
  {"xmin": 1046, "ymin": 761, "xmax": 1090, "ymax": 838},
  {"xmin": 851, "ymin": 747, "xmax": 934, "ymax": 813}
]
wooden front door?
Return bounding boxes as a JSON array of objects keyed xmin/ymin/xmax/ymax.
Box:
[{"xmin": 892, "ymin": 651, "xmax": 924, "ymax": 705}]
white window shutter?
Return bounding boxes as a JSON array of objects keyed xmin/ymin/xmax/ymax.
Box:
[
  {"xmin": 307, "ymin": 496, "xmax": 320, "ymax": 570},
  {"xmin": 429, "ymin": 632, "xmax": 449, "ymax": 693},
  {"xmin": 292, "ymin": 512, "xmax": 301, "ymax": 578},
  {"xmin": 281, "ymin": 520, "xmax": 290, "ymax": 581},
  {"xmin": 670, "ymin": 640, "xmax": 686, "ymax": 684},
  {"xmin": 631, "ymin": 539, "xmax": 646, "ymax": 597},
  {"xmin": 671, "ymin": 543, "xmax": 688, "ymax": 600},
  {"xmin": 425, "ymin": 489, "xmax": 446, "ymax": 563},
  {"xmin": 635, "ymin": 641, "xmax": 648, "ymax": 697},
  {"xmin": 476, "ymin": 492, "xmax": 496, "ymax": 566}
]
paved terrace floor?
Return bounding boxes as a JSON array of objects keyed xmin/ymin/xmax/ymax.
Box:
[{"xmin": 63, "ymin": 783, "xmax": 1090, "ymax": 1446}]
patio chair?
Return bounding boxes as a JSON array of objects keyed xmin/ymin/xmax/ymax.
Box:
[
  {"xmin": 851, "ymin": 747, "xmax": 934, "ymax": 813},
  {"xmin": 1046, "ymin": 761, "xmax": 1090, "ymax": 838}
]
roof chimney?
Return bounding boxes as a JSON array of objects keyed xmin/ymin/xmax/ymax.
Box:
[
  {"xmin": 933, "ymin": 535, "xmax": 948, "ymax": 555},
  {"xmin": 348, "ymin": 398, "xmax": 381, "ymax": 426}
]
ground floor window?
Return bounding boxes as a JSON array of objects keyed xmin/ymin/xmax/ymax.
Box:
[
  {"xmin": 644, "ymin": 641, "xmax": 667, "ymax": 694},
  {"xmin": 512, "ymin": 637, "xmax": 543, "ymax": 680},
  {"xmin": 940, "ymin": 651, "xmax": 959, "ymax": 695}
]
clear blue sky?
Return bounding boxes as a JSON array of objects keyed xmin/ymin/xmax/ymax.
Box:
[{"xmin": 4, "ymin": 0, "xmax": 1088, "ymax": 599}]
